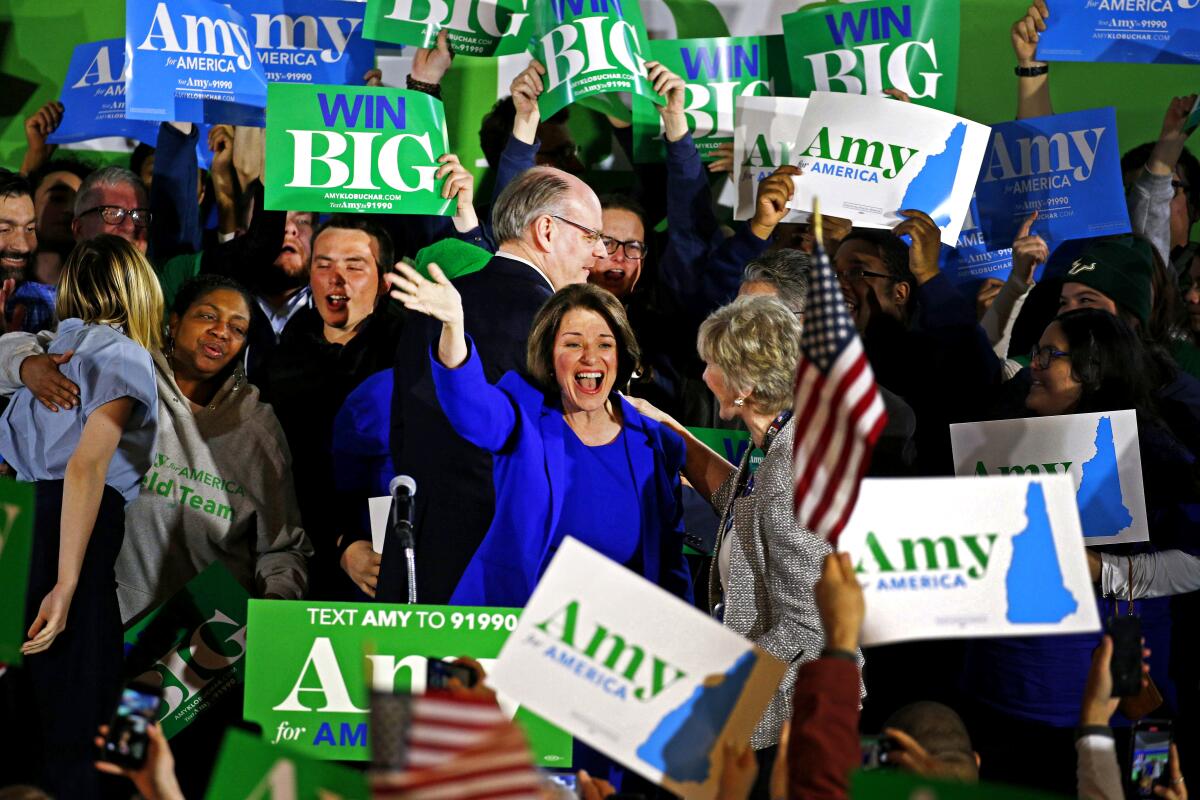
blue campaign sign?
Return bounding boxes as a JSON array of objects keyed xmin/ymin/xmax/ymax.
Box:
[
  {"xmin": 973, "ymin": 107, "xmax": 1130, "ymax": 255},
  {"xmin": 1035, "ymin": 2, "xmax": 1200, "ymax": 65},
  {"xmin": 48, "ymin": 40, "xmax": 160, "ymax": 145},
  {"xmin": 939, "ymin": 196, "xmax": 1016, "ymax": 287},
  {"xmin": 240, "ymin": 0, "xmax": 375, "ymax": 86},
  {"xmin": 126, "ymin": 0, "xmax": 269, "ymax": 126}
]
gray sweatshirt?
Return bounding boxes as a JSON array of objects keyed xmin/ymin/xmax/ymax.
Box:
[{"xmin": 0, "ymin": 332, "xmax": 313, "ymax": 622}]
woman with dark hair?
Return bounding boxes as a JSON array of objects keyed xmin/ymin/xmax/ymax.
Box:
[
  {"xmin": 964, "ymin": 309, "xmax": 1200, "ymax": 795},
  {"xmin": 386, "ymin": 264, "xmax": 691, "ymax": 608},
  {"xmin": 1, "ymin": 273, "xmax": 312, "ymax": 623}
]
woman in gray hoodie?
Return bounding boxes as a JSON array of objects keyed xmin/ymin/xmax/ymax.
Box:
[{"xmin": 3, "ymin": 274, "xmax": 312, "ymax": 623}]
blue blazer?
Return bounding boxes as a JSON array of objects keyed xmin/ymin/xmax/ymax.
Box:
[{"xmin": 431, "ymin": 340, "xmax": 693, "ymax": 608}]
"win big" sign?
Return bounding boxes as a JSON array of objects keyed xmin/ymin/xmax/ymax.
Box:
[
  {"xmin": 530, "ymin": 0, "xmax": 661, "ymax": 119},
  {"xmin": 265, "ymin": 83, "xmax": 452, "ymax": 215},
  {"xmin": 632, "ymin": 35, "xmax": 789, "ymax": 162},
  {"xmin": 781, "ymin": 0, "xmax": 960, "ymax": 113}
]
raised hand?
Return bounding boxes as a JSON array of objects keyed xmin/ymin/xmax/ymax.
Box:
[
  {"xmin": 411, "ymin": 28, "xmax": 454, "ymax": 86},
  {"xmin": 1011, "ymin": 0, "xmax": 1049, "ymax": 66},
  {"xmin": 708, "ymin": 141, "xmax": 735, "ymax": 174},
  {"xmin": 437, "ymin": 153, "xmax": 478, "ymax": 232},
  {"xmin": 1011, "ymin": 211, "xmax": 1048, "ymax": 286},
  {"xmin": 894, "ymin": 209, "xmax": 942, "ymax": 285},
  {"xmin": 815, "ymin": 552, "xmax": 865, "ymax": 652},
  {"xmin": 751, "ymin": 165, "xmax": 802, "ymax": 240},
  {"xmin": 22, "ymin": 101, "xmax": 64, "ymax": 174},
  {"xmin": 387, "ymin": 262, "xmax": 468, "ymax": 367},
  {"xmin": 510, "ymin": 59, "xmax": 546, "ymax": 144},
  {"xmin": 645, "ymin": 60, "xmax": 688, "ymax": 143},
  {"xmin": 1147, "ymin": 94, "xmax": 1199, "ymax": 177}
]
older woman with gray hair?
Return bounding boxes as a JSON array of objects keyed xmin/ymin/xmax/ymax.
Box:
[{"xmin": 631, "ymin": 294, "xmax": 863, "ymax": 779}]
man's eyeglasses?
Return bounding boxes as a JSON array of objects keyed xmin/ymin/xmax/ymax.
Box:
[
  {"xmin": 601, "ymin": 236, "xmax": 647, "ymax": 260},
  {"xmin": 1030, "ymin": 345, "xmax": 1070, "ymax": 369},
  {"xmin": 551, "ymin": 215, "xmax": 603, "ymax": 245},
  {"xmin": 79, "ymin": 206, "xmax": 153, "ymax": 228},
  {"xmin": 837, "ymin": 267, "xmax": 893, "ymax": 283}
]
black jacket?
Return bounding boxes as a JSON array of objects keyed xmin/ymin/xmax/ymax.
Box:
[
  {"xmin": 382, "ymin": 255, "xmax": 553, "ymax": 604},
  {"xmin": 259, "ymin": 299, "xmax": 406, "ymax": 598}
]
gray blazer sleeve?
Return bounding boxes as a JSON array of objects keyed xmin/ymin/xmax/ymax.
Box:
[{"xmin": 1127, "ymin": 169, "xmax": 1174, "ymax": 266}]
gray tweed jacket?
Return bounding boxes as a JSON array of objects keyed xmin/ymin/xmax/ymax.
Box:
[{"xmin": 709, "ymin": 416, "xmax": 865, "ymax": 749}]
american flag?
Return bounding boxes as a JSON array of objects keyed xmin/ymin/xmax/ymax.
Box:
[
  {"xmin": 792, "ymin": 212, "xmax": 888, "ymax": 546},
  {"xmin": 371, "ymin": 692, "xmax": 543, "ymax": 800}
]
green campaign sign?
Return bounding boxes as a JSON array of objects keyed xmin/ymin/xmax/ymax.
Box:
[
  {"xmin": 205, "ymin": 729, "xmax": 369, "ymax": 800},
  {"xmin": 781, "ymin": 0, "xmax": 960, "ymax": 113},
  {"xmin": 264, "ymin": 83, "xmax": 453, "ymax": 216},
  {"xmin": 363, "ymin": 0, "xmax": 530, "ymax": 57},
  {"xmin": 243, "ymin": 600, "xmax": 573, "ymax": 765},
  {"xmin": 122, "ymin": 562, "xmax": 251, "ymax": 739},
  {"xmin": 851, "ymin": 770, "xmax": 1062, "ymax": 799},
  {"xmin": 687, "ymin": 426, "xmax": 762, "ymax": 474},
  {"xmin": 631, "ymin": 35, "xmax": 789, "ymax": 163},
  {"xmin": 0, "ymin": 481, "xmax": 34, "ymax": 665},
  {"xmin": 529, "ymin": 0, "xmax": 662, "ymax": 120}
]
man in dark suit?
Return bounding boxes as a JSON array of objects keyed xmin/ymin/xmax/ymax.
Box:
[{"xmin": 381, "ymin": 166, "xmax": 607, "ymax": 603}]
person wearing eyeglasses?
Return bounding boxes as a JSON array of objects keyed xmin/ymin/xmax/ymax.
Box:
[
  {"xmin": 832, "ymin": 214, "xmax": 1003, "ymax": 476},
  {"xmin": 384, "ymin": 166, "xmax": 608, "ymax": 606},
  {"xmin": 964, "ymin": 308, "xmax": 1200, "ymax": 795},
  {"xmin": 70, "ymin": 166, "xmax": 151, "ymax": 255}
]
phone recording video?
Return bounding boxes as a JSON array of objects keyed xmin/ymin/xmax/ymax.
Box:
[
  {"xmin": 860, "ymin": 735, "xmax": 898, "ymax": 770},
  {"xmin": 426, "ymin": 658, "xmax": 478, "ymax": 691},
  {"xmin": 99, "ymin": 682, "xmax": 164, "ymax": 770},
  {"xmin": 1130, "ymin": 719, "xmax": 1173, "ymax": 798}
]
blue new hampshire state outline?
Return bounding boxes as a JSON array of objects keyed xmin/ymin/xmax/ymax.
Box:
[
  {"xmin": 634, "ymin": 651, "xmax": 758, "ymax": 784},
  {"xmin": 899, "ymin": 122, "xmax": 967, "ymax": 227},
  {"xmin": 1005, "ymin": 482, "xmax": 1079, "ymax": 623},
  {"xmin": 1075, "ymin": 415, "xmax": 1133, "ymax": 537}
]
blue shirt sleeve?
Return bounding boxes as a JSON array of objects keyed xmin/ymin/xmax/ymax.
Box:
[
  {"xmin": 658, "ymin": 134, "xmax": 770, "ymax": 317},
  {"xmin": 149, "ymin": 123, "xmax": 201, "ymax": 266},
  {"xmin": 492, "ymin": 135, "xmax": 539, "ymax": 206},
  {"xmin": 429, "ymin": 337, "xmax": 519, "ymax": 453},
  {"xmin": 79, "ymin": 338, "xmax": 157, "ymax": 422}
]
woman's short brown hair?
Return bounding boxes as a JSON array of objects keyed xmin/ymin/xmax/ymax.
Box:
[{"xmin": 526, "ymin": 284, "xmax": 641, "ymax": 395}]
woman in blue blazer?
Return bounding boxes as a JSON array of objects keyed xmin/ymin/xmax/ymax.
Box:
[{"xmin": 388, "ymin": 263, "xmax": 692, "ymax": 608}]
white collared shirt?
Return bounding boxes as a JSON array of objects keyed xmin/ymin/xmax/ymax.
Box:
[{"xmin": 496, "ymin": 249, "xmax": 554, "ymax": 292}]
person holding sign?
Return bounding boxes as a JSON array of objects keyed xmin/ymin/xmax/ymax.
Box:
[
  {"xmin": 0, "ymin": 235, "xmax": 161, "ymax": 799},
  {"xmin": 627, "ymin": 296, "xmax": 859, "ymax": 784},
  {"xmin": 964, "ymin": 308, "xmax": 1200, "ymax": 794},
  {"xmin": 384, "ymin": 270, "xmax": 692, "ymax": 609}
]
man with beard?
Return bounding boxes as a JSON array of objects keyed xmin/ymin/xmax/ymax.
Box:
[
  {"xmin": 4, "ymin": 161, "xmax": 94, "ymax": 335},
  {"xmin": 0, "ymin": 171, "xmax": 40, "ymax": 333}
]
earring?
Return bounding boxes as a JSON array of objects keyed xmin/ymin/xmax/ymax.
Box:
[
  {"xmin": 733, "ymin": 397, "xmax": 745, "ymax": 407},
  {"xmin": 163, "ymin": 334, "xmax": 175, "ymax": 359}
]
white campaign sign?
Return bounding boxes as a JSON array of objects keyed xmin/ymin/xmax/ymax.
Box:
[
  {"xmin": 843, "ymin": 476, "xmax": 1101, "ymax": 647},
  {"xmin": 787, "ymin": 92, "xmax": 990, "ymax": 245},
  {"xmin": 950, "ymin": 410, "xmax": 1148, "ymax": 546},
  {"xmin": 732, "ymin": 95, "xmax": 809, "ymax": 222},
  {"xmin": 487, "ymin": 538, "xmax": 785, "ymax": 800}
]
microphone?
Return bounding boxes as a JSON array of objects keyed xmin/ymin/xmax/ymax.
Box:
[{"xmin": 387, "ymin": 475, "xmax": 418, "ymax": 604}]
